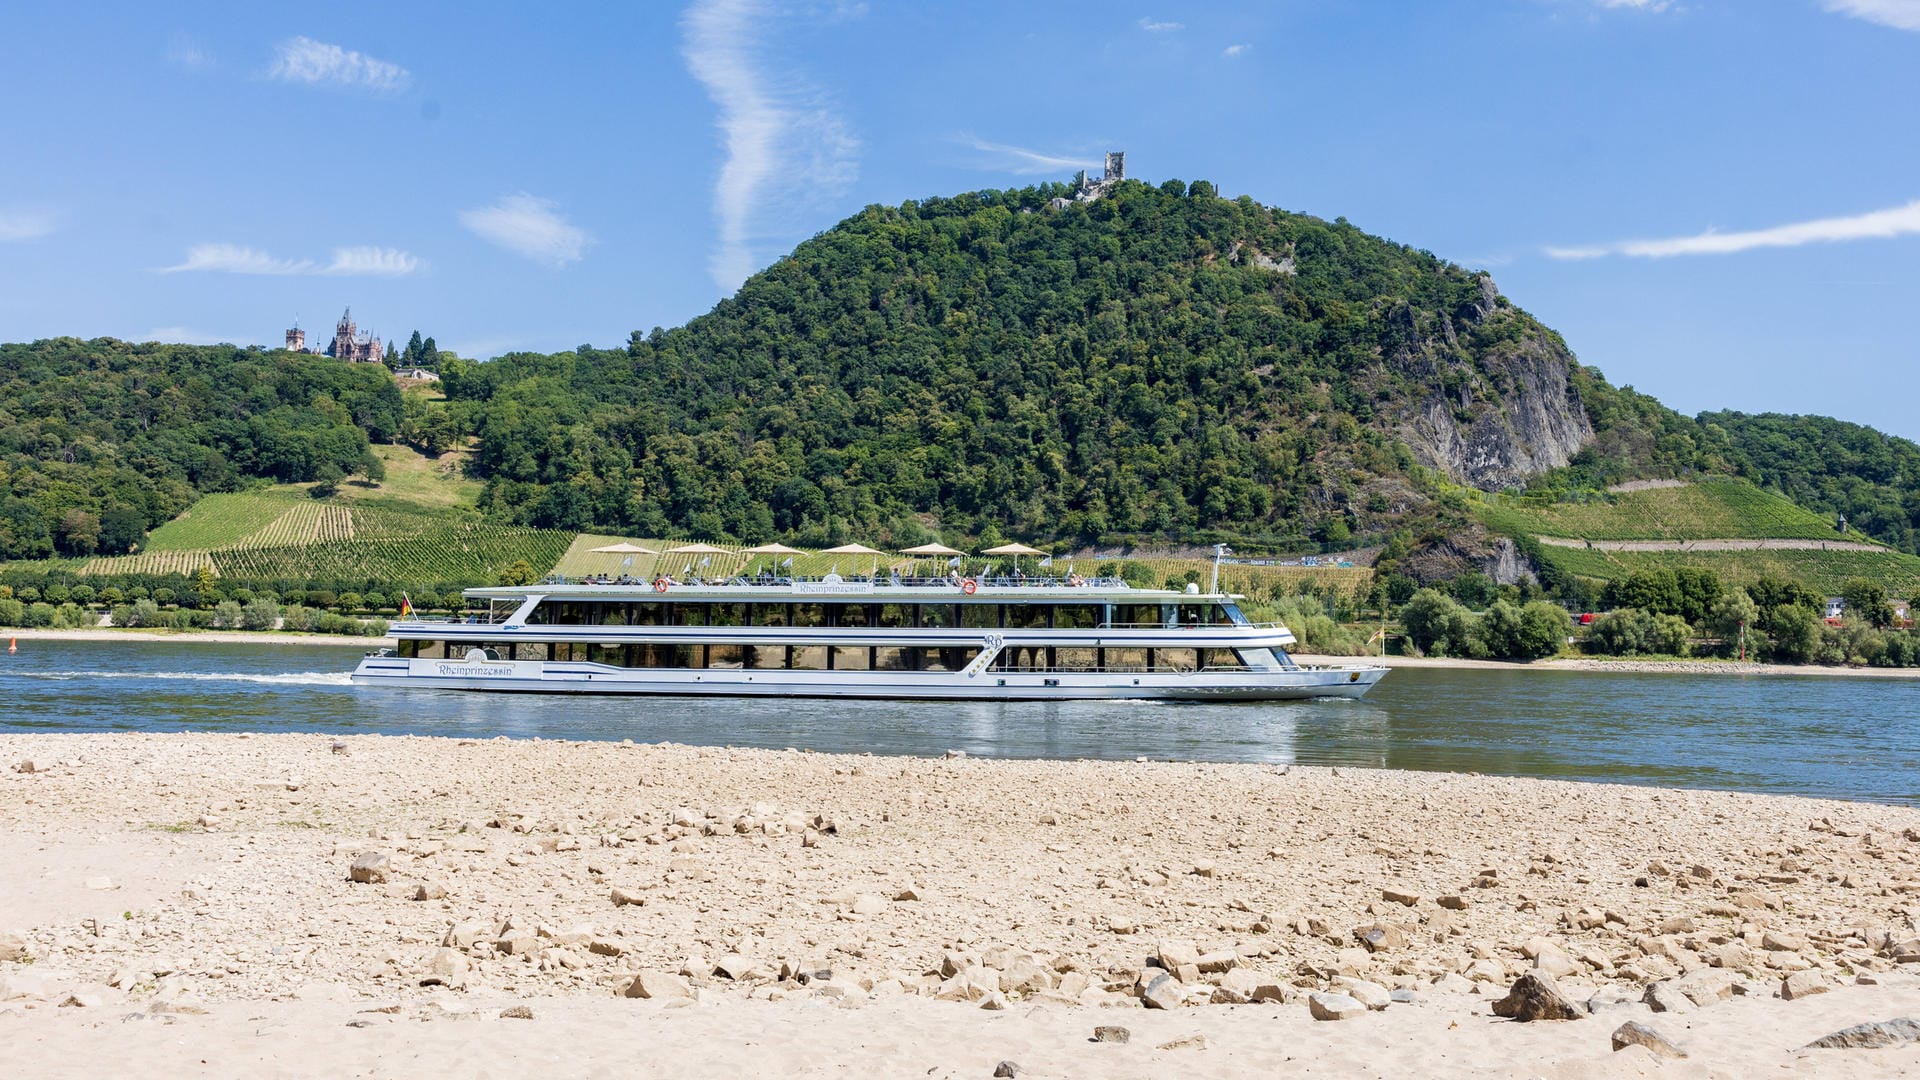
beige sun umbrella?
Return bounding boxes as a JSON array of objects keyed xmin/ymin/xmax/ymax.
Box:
[
  {"xmin": 900, "ymin": 542, "xmax": 965, "ymax": 556},
  {"xmin": 589, "ymin": 541, "xmax": 659, "ymax": 554},
  {"xmin": 981, "ymin": 543, "xmax": 1045, "ymax": 556},
  {"xmin": 742, "ymin": 542, "xmax": 805, "ymax": 555},
  {"xmin": 821, "ymin": 543, "xmax": 885, "ymax": 555}
]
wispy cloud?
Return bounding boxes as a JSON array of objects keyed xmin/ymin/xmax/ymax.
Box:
[
  {"xmin": 159, "ymin": 242, "xmax": 423, "ymax": 275},
  {"xmin": 682, "ymin": 0, "xmax": 861, "ymax": 292},
  {"xmin": 1222, "ymin": 43, "xmax": 1251, "ymax": 57},
  {"xmin": 1139, "ymin": 17, "xmax": 1184, "ymax": 31},
  {"xmin": 322, "ymin": 246, "xmax": 421, "ymax": 276},
  {"xmin": 1822, "ymin": 0, "xmax": 1920, "ymax": 31},
  {"xmin": 457, "ymin": 193, "xmax": 590, "ymax": 268},
  {"xmin": 1547, "ymin": 199, "xmax": 1920, "ymax": 259},
  {"xmin": 0, "ymin": 208, "xmax": 59, "ymax": 242},
  {"xmin": 166, "ymin": 32, "xmax": 211, "ymax": 69},
  {"xmin": 1594, "ymin": 0, "xmax": 1672, "ymax": 9},
  {"xmin": 960, "ymin": 136, "xmax": 1096, "ymax": 176},
  {"xmin": 267, "ymin": 36, "xmax": 410, "ymax": 93},
  {"xmin": 142, "ymin": 326, "xmax": 249, "ymax": 346}
]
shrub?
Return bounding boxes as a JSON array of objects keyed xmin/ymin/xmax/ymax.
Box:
[
  {"xmin": 280, "ymin": 605, "xmax": 316, "ymax": 632},
  {"xmin": 240, "ymin": 599, "xmax": 282, "ymax": 631},
  {"xmin": 0, "ymin": 598, "xmax": 23, "ymax": 626},
  {"xmin": 23, "ymin": 602, "xmax": 56, "ymax": 628},
  {"xmin": 1400, "ymin": 588, "xmax": 1481, "ymax": 658},
  {"xmin": 210, "ymin": 600, "xmax": 245, "ymax": 629}
]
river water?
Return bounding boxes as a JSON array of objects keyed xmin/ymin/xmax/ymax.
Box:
[{"xmin": 1, "ymin": 640, "xmax": 1914, "ymax": 804}]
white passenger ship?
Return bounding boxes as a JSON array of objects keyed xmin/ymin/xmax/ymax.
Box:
[{"xmin": 354, "ymin": 568, "xmax": 1385, "ymax": 701}]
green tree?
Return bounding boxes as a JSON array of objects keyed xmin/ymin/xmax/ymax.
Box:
[
  {"xmin": 191, "ymin": 567, "xmax": 218, "ymax": 607},
  {"xmin": 99, "ymin": 508, "xmax": 147, "ymax": 554},
  {"xmin": 1708, "ymin": 588, "xmax": 1760, "ymax": 658},
  {"xmin": 1839, "ymin": 577, "xmax": 1891, "ymax": 628},
  {"xmin": 498, "ymin": 559, "xmax": 538, "ymax": 586},
  {"xmin": 1514, "ymin": 601, "xmax": 1570, "ymax": 659},
  {"xmin": 310, "ymin": 463, "xmax": 345, "ymax": 498}
]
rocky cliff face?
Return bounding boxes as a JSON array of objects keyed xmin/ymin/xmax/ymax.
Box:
[{"xmin": 1376, "ymin": 275, "xmax": 1593, "ymax": 491}]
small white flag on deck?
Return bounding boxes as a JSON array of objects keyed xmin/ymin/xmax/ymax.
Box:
[{"xmin": 1038, "ymin": 555, "xmax": 1053, "ymax": 568}]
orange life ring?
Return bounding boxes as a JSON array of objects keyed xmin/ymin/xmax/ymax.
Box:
[
  {"xmin": 653, "ymin": 578, "xmax": 669, "ymax": 593},
  {"xmin": 960, "ymin": 577, "xmax": 978, "ymax": 595}
]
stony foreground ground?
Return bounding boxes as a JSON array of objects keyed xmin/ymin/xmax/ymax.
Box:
[{"xmin": 3, "ymin": 732, "xmax": 1920, "ymax": 1078}]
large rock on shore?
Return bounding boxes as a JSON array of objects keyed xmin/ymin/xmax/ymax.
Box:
[
  {"xmin": 1804, "ymin": 1018, "xmax": 1920, "ymax": 1050},
  {"xmin": 1492, "ymin": 974, "xmax": 1583, "ymax": 1022}
]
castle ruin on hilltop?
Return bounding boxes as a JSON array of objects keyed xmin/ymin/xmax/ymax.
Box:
[
  {"xmin": 1048, "ymin": 151, "xmax": 1125, "ymax": 210},
  {"xmin": 285, "ymin": 309, "xmax": 384, "ymax": 363}
]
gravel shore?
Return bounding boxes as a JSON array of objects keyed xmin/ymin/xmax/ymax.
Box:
[{"xmin": 3, "ymin": 733, "xmax": 1919, "ymax": 1077}]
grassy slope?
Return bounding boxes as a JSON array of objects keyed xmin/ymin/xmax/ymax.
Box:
[
  {"xmin": 1478, "ymin": 479, "xmax": 1845, "ymax": 542},
  {"xmin": 1476, "ymin": 478, "xmax": 1920, "ymax": 595},
  {"xmin": 66, "ymin": 446, "xmax": 568, "ymax": 586}
]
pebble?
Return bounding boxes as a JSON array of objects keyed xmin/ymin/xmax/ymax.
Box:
[
  {"xmin": 347, "ymin": 852, "xmax": 391, "ymax": 884},
  {"xmin": 1612, "ymin": 1021, "xmax": 1687, "ymax": 1059},
  {"xmin": 1092, "ymin": 1025, "xmax": 1131, "ymax": 1043},
  {"xmin": 1802, "ymin": 1018, "xmax": 1920, "ymax": 1050},
  {"xmin": 1780, "ymin": 970, "xmax": 1828, "ymax": 1000},
  {"xmin": 993, "ymin": 1062, "xmax": 1021, "ymax": 1078},
  {"xmin": 1308, "ymin": 992, "xmax": 1367, "ymax": 1021},
  {"xmin": 1140, "ymin": 972, "xmax": 1184, "ymax": 1010},
  {"xmin": 499, "ymin": 1004, "xmax": 534, "ymax": 1020},
  {"xmin": 622, "ymin": 970, "xmax": 693, "ymax": 1002},
  {"xmin": 1157, "ymin": 1034, "xmax": 1210, "ymax": 1050}
]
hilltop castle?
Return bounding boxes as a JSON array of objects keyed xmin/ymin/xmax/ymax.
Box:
[
  {"xmin": 1047, "ymin": 151, "xmax": 1126, "ymax": 210},
  {"xmin": 286, "ymin": 309, "xmax": 383, "ymax": 363}
]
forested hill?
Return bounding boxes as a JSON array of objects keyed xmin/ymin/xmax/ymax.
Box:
[
  {"xmin": 446, "ymin": 179, "xmax": 1600, "ymax": 549},
  {"xmin": 0, "ymin": 339, "xmax": 396, "ymax": 559}
]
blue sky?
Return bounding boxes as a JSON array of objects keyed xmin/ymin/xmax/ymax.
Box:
[{"xmin": 2, "ymin": 1, "xmax": 1918, "ymax": 439}]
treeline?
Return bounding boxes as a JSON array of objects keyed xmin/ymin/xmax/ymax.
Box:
[
  {"xmin": 0, "ymin": 339, "xmax": 398, "ymax": 560},
  {"xmin": 438, "ymin": 179, "xmax": 1562, "ymax": 550}
]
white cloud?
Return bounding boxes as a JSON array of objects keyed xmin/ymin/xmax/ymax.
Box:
[
  {"xmin": 1546, "ymin": 199, "xmax": 1920, "ymax": 259},
  {"xmin": 1590, "ymin": 0, "xmax": 1673, "ymax": 9},
  {"xmin": 161, "ymin": 244, "xmax": 314, "ymax": 275},
  {"xmin": 457, "ymin": 193, "xmax": 591, "ymax": 268},
  {"xmin": 682, "ymin": 0, "xmax": 861, "ymax": 292},
  {"xmin": 160, "ymin": 242, "xmax": 422, "ymax": 275},
  {"xmin": 0, "ymin": 209, "xmax": 58, "ymax": 242},
  {"xmin": 166, "ymin": 32, "xmax": 211, "ymax": 68},
  {"xmin": 142, "ymin": 326, "xmax": 249, "ymax": 345},
  {"xmin": 323, "ymin": 246, "xmax": 421, "ymax": 276},
  {"xmin": 1139, "ymin": 17, "xmax": 1184, "ymax": 31},
  {"xmin": 1222, "ymin": 43, "xmax": 1251, "ymax": 56},
  {"xmin": 1822, "ymin": 0, "xmax": 1920, "ymax": 30},
  {"xmin": 960, "ymin": 136, "xmax": 1096, "ymax": 176},
  {"xmin": 268, "ymin": 36, "xmax": 411, "ymax": 93}
]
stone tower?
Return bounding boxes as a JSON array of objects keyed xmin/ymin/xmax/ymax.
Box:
[
  {"xmin": 285, "ymin": 324, "xmax": 306, "ymax": 352},
  {"xmin": 1104, "ymin": 151, "xmax": 1125, "ymax": 183}
]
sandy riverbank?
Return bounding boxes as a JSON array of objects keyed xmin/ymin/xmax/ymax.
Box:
[
  {"xmin": 3, "ymin": 627, "xmax": 395, "ymax": 648},
  {"xmin": 1293, "ymin": 651, "xmax": 1920, "ymax": 680},
  {"xmin": 3, "ymin": 734, "xmax": 1919, "ymax": 1077}
]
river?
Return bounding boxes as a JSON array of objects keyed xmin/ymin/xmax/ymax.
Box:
[{"xmin": 1, "ymin": 639, "xmax": 1913, "ymax": 804}]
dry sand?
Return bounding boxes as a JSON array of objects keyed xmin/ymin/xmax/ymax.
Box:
[{"xmin": 4, "ymin": 733, "xmax": 1920, "ymax": 1077}]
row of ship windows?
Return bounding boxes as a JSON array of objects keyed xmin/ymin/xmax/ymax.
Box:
[
  {"xmin": 401, "ymin": 639, "xmax": 1260, "ymax": 673},
  {"xmin": 524, "ymin": 601, "xmax": 1240, "ymax": 630}
]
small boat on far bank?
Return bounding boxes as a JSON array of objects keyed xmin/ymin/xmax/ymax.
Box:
[{"xmin": 351, "ymin": 572, "xmax": 1385, "ymax": 702}]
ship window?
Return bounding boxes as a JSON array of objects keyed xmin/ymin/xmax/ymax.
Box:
[
  {"xmin": 596, "ymin": 603, "xmax": 627, "ymax": 626},
  {"xmin": 1218, "ymin": 603, "xmax": 1250, "ymax": 626},
  {"xmin": 752, "ymin": 603, "xmax": 790, "ymax": 627},
  {"xmin": 589, "ymin": 643, "xmax": 626, "ymax": 666},
  {"xmin": 873, "ymin": 647, "xmax": 910, "ymax": 670},
  {"xmin": 1158, "ymin": 648, "xmax": 1198, "ymax": 672},
  {"xmin": 911, "ymin": 646, "xmax": 977, "ymax": 672},
  {"xmin": 745, "ymin": 645, "xmax": 786, "ymax": 670},
  {"xmin": 829, "ymin": 645, "xmax": 870, "ymax": 670},
  {"xmin": 1114, "ymin": 604, "xmax": 1162, "ymax": 627},
  {"xmin": 632, "ymin": 602, "xmax": 667, "ymax": 626},
  {"xmin": 918, "ymin": 604, "xmax": 956, "ymax": 628},
  {"xmin": 550, "ymin": 642, "xmax": 581, "ymax": 662},
  {"xmin": 397, "ymin": 640, "xmax": 418, "ymax": 658},
  {"xmin": 1177, "ymin": 604, "xmax": 1208, "ymax": 627},
  {"xmin": 707, "ymin": 644, "xmax": 744, "ymax": 668},
  {"xmin": 833, "ymin": 603, "xmax": 870, "ymax": 628},
  {"xmin": 1056, "ymin": 647, "xmax": 1097, "ymax": 671},
  {"xmin": 710, "ymin": 602, "xmax": 746, "ymax": 627},
  {"xmin": 878, "ymin": 603, "xmax": 913, "ymax": 628},
  {"xmin": 790, "ymin": 645, "xmax": 827, "ymax": 670},
  {"xmin": 513, "ymin": 642, "xmax": 547, "ymax": 661},
  {"xmin": 1054, "ymin": 605, "xmax": 1099, "ymax": 629},
  {"xmin": 1106, "ymin": 647, "xmax": 1147, "ymax": 671},
  {"xmin": 792, "ymin": 603, "xmax": 826, "ymax": 628},
  {"xmin": 960, "ymin": 603, "xmax": 996, "ymax": 629},
  {"xmin": 524, "ymin": 605, "xmax": 548, "ymax": 625},
  {"xmin": 1006, "ymin": 605, "xmax": 1049, "ymax": 630},
  {"xmin": 675, "ymin": 603, "xmax": 709, "ymax": 626},
  {"xmin": 1202, "ymin": 649, "xmax": 1248, "ymax": 670}
]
